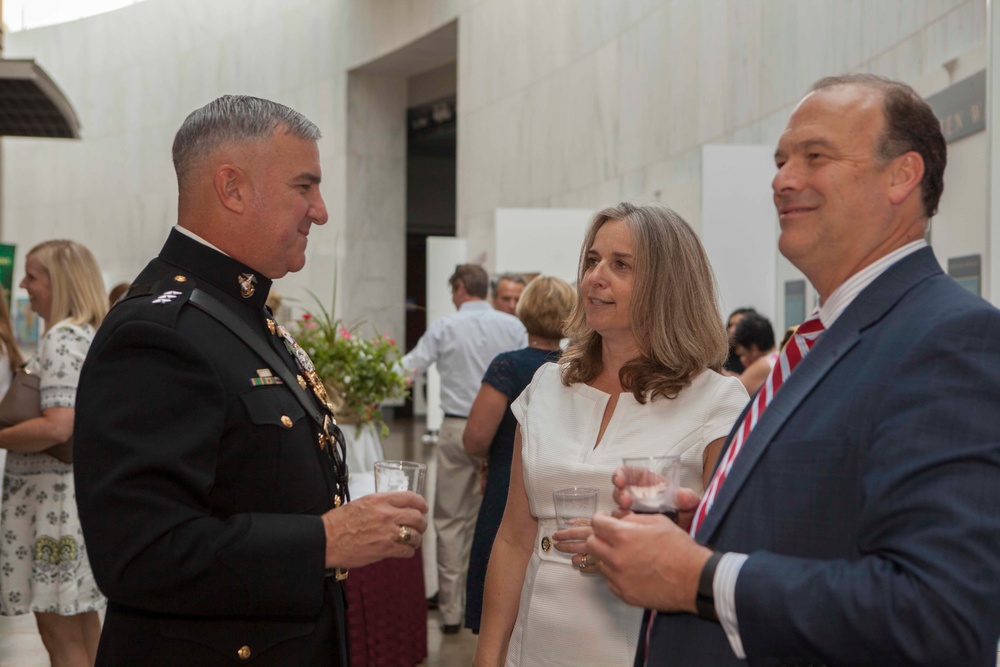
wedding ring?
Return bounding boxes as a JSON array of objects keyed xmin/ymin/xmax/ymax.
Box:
[
  {"xmin": 396, "ymin": 525, "xmax": 412, "ymax": 545},
  {"xmin": 579, "ymin": 554, "xmax": 590, "ymax": 569}
]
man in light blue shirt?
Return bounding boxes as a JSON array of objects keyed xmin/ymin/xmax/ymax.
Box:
[{"xmin": 403, "ymin": 264, "xmax": 526, "ymax": 633}]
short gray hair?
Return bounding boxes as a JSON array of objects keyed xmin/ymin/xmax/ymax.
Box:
[
  {"xmin": 172, "ymin": 95, "xmax": 321, "ymax": 191},
  {"xmin": 493, "ymin": 272, "xmax": 527, "ymax": 293}
]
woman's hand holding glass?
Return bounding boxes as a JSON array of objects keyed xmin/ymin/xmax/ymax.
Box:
[{"xmin": 551, "ymin": 487, "xmax": 602, "ymax": 573}]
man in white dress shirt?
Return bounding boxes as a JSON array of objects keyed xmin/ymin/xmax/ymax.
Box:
[{"xmin": 402, "ymin": 263, "xmax": 526, "ymax": 633}]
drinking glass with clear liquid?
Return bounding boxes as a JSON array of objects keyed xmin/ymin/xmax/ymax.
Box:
[{"xmin": 552, "ymin": 487, "xmax": 599, "ymax": 541}]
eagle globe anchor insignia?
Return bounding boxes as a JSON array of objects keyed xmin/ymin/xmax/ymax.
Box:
[{"xmin": 238, "ymin": 273, "xmax": 257, "ymax": 298}]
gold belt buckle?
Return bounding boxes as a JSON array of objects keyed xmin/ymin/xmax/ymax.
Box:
[{"xmin": 335, "ymin": 568, "xmax": 348, "ymax": 581}]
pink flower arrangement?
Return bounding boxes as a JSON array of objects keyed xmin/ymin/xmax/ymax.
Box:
[{"xmin": 294, "ymin": 298, "xmax": 409, "ymax": 436}]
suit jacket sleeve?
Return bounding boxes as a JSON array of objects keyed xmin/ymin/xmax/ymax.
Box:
[
  {"xmin": 74, "ymin": 318, "xmax": 328, "ymax": 618},
  {"xmin": 734, "ymin": 306, "xmax": 1000, "ymax": 665}
]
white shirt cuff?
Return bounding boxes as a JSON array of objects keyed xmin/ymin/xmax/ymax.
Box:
[{"xmin": 714, "ymin": 552, "xmax": 749, "ymax": 659}]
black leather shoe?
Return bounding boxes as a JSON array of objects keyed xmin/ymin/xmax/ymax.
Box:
[
  {"xmin": 441, "ymin": 624, "xmax": 461, "ymax": 635},
  {"xmin": 426, "ymin": 592, "xmax": 439, "ymax": 610}
]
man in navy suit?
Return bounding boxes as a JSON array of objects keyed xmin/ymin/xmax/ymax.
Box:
[{"xmin": 586, "ymin": 74, "xmax": 1000, "ymax": 665}]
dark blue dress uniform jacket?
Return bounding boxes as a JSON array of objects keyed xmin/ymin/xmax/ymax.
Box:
[{"xmin": 75, "ymin": 230, "xmax": 348, "ymax": 666}]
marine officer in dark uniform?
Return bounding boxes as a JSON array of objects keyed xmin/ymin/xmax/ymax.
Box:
[{"xmin": 74, "ymin": 95, "xmax": 427, "ymax": 666}]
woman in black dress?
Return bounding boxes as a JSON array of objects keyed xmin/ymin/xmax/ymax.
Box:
[{"xmin": 462, "ymin": 275, "xmax": 575, "ymax": 633}]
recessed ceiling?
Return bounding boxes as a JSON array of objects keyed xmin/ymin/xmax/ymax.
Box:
[{"xmin": 352, "ymin": 21, "xmax": 457, "ymax": 78}]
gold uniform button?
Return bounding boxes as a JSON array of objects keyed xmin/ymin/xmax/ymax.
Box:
[
  {"xmin": 173, "ymin": 275, "xmax": 187, "ymax": 283},
  {"xmin": 541, "ymin": 536, "xmax": 551, "ymax": 552},
  {"xmin": 237, "ymin": 645, "xmax": 251, "ymax": 660},
  {"xmin": 280, "ymin": 415, "xmax": 293, "ymax": 428}
]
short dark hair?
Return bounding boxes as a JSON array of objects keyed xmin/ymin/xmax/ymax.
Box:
[
  {"xmin": 733, "ymin": 313, "xmax": 775, "ymax": 352},
  {"xmin": 172, "ymin": 95, "xmax": 321, "ymax": 193},
  {"xmin": 449, "ymin": 264, "xmax": 489, "ymax": 299},
  {"xmin": 812, "ymin": 74, "xmax": 946, "ymax": 218},
  {"xmin": 728, "ymin": 307, "xmax": 757, "ymax": 321}
]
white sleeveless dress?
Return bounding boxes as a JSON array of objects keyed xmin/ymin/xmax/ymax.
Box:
[{"xmin": 505, "ymin": 362, "xmax": 747, "ymax": 666}]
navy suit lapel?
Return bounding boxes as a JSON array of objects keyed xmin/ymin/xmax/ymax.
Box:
[{"xmin": 696, "ymin": 248, "xmax": 944, "ymax": 544}]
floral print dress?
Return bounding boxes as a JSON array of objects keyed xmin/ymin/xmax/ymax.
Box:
[{"xmin": 0, "ymin": 320, "xmax": 106, "ymax": 615}]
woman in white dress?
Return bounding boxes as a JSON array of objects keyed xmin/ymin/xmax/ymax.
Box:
[
  {"xmin": 0, "ymin": 240, "xmax": 107, "ymax": 667},
  {"xmin": 474, "ymin": 203, "xmax": 748, "ymax": 667}
]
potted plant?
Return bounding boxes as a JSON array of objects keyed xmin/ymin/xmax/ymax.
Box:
[{"xmin": 292, "ymin": 299, "xmax": 410, "ymax": 437}]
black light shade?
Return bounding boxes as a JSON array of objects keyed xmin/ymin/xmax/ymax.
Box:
[{"xmin": 0, "ymin": 59, "xmax": 80, "ymax": 139}]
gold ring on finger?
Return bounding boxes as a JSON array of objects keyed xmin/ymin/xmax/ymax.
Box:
[{"xmin": 396, "ymin": 525, "xmax": 412, "ymax": 544}]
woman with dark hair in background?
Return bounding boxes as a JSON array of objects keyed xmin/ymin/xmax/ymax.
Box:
[
  {"xmin": 463, "ymin": 275, "xmax": 575, "ymax": 634},
  {"xmin": 0, "ymin": 240, "xmax": 107, "ymax": 667},
  {"xmin": 732, "ymin": 312, "xmax": 778, "ymax": 395},
  {"xmin": 724, "ymin": 307, "xmax": 757, "ymax": 374}
]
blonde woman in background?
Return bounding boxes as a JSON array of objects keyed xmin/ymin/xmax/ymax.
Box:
[{"xmin": 0, "ymin": 240, "xmax": 107, "ymax": 667}]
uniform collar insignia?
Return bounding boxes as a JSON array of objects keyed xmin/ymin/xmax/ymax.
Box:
[{"xmin": 238, "ymin": 273, "xmax": 257, "ymax": 298}]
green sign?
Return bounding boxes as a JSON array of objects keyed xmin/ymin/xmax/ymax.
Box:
[{"xmin": 0, "ymin": 244, "xmax": 15, "ymax": 308}]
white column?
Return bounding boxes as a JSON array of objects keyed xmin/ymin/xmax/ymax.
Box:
[
  {"xmin": 988, "ymin": 0, "xmax": 1000, "ymax": 305},
  {"xmin": 343, "ymin": 72, "xmax": 408, "ymax": 341}
]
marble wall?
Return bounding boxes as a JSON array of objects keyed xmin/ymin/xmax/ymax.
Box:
[{"xmin": 3, "ymin": 0, "xmax": 989, "ymax": 345}]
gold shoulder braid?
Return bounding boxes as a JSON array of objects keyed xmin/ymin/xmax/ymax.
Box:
[{"xmin": 275, "ymin": 324, "xmax": 351, "ymax": 580}]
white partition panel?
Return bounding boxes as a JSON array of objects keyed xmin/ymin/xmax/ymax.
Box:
[
  {"xmin": 701, "ymin": 145, "xmax": 781, "ymax": 323},
  {"xmin": 990, "ymin": 1, "xmax": 1000, "ymax": 306},
  {"xmin": 415, "ymin": 237, "xmax": 468, "ymax": 428},
  {"xmin": 495, "ymin": 208, "xmax": 595, "ymax": 283},
  {"xmin": 420, "ymin": 236, "xmax": 466, "ymax": 598}
]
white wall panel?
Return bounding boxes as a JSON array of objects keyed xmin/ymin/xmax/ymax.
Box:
[
  {"xmin": 701, "ymin": 144, "xmax": 779, "ymax": 323},
  {"xmin": 494, "ymin": 208, "xmax": 594, "ymax": 284}
]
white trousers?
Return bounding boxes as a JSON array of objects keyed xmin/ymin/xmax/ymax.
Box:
[{"xmin": 433, "ymin": 416, "xmax": 482, "ymax": 626}]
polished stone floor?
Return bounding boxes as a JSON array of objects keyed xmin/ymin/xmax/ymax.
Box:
[
  {"xmin": 383, "ymin": 416, "xmax": 479, "ymax": 666},
  {"xmin": 0, "ymin": 607, "xmax": 479, "ymax": 667}
]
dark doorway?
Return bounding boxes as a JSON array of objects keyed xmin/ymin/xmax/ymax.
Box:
[{"xmin": 403, "ymin": 69, "xmax": 456, "ymax": 417}]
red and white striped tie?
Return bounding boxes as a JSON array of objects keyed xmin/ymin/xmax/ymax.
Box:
[
  {"xmin": 689, "ymin": 313, "xmax": 825, "ymax": 536},
  {"xmin": 642, "ymin": 314, "xmax": 826, "ymax": 663}
]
